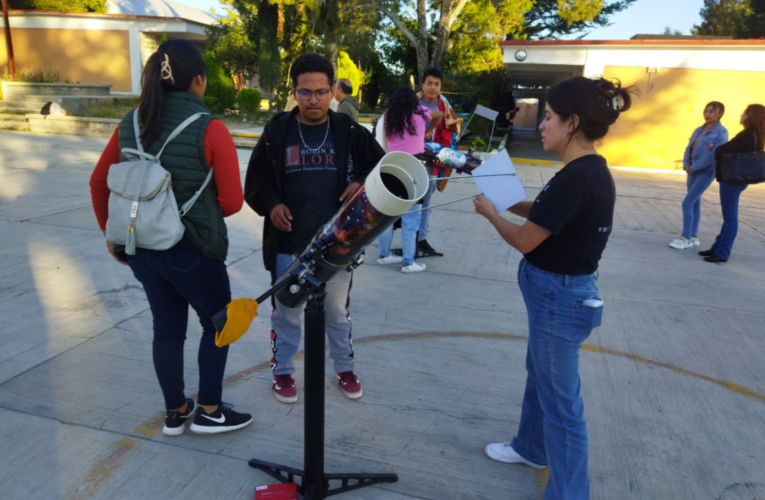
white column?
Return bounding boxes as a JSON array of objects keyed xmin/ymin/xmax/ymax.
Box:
[{"xmin": 128, "ymin": 28, "xmax": 142, "ymax": 96}]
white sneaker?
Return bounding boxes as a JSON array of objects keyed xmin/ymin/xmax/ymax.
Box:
[
  {"xmin": 669, "ymin": 237, "xmax": 694, "ymax": 250},
  {"xmin": 691, "ymin": 237, "xmax": 700, "ymax": 248},
  {"xmin": 401, "ymin": 262, "xmax": 426, "ymax": 273},
  {"xmin": 484, "ymin": 442, "xmax": 547, "ymax": 469},
  {"xmin": 378, "ymin": 255, "xmax": 403, "ymax": 265}
]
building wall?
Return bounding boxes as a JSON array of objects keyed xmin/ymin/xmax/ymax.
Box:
[
  {"xmin": 598, "ymin": 65, "xmax": 765, "ymax": 169},
  {"xmin": 0, "ymin": 28, "xmax": 132, "ymax": 92}
]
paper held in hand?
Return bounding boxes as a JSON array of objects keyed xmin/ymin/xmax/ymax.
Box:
[{"xmin": 472, "ymin": 150, "xmax": 527, "ymax": 212}]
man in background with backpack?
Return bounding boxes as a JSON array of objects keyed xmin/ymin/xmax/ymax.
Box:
[{"xmin": 245, "ymin": 53, "xmax": 385, "ymax": 404}]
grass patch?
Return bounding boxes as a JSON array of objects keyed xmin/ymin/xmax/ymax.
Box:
[
  {"xmin": 0, "ymin": 109, "xmax": 27, "ymax": 115},
  {"xmin": 79, "ymin": 99, "xmax": 139, "ymax": 119}
]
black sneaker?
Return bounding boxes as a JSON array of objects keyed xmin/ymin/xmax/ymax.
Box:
[
  {"xmin": 189, "ymin": 402, "xmax": 253, "ymax": 435},
  {"xmin": 163, "ymin": 398, "xmax": 196, "ymax": 437},
  {"xmin": 418, "ymin": 239, "xmax": 443, "ymax": 256},
  {"xmin": 698, "ymin": 248, "xmax": 715, "ymax": 257}
]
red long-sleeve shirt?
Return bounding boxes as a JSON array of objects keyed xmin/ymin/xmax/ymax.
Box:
[{"xmin": 89, "ymin": 119, "xmax": 244, "ymax": 231}]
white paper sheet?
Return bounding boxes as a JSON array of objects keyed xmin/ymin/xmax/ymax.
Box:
[{"xmin": 472, "ymin": 150, "xmax": 527, "ymax": 212}]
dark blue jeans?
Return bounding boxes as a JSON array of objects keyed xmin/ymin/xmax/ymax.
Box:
[
  {"xmin": 512, "ymin": 259, "xmax": 602, "ymax": 500},
  {"xmin": 710, "ymin": 182, "xmax": 748, "ymax": 260},
  {"xmin": 128, "ymin": 237, "xmax": 231, "ymax": 409}
]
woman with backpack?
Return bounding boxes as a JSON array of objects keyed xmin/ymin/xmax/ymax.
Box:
[
  {"xmin": 475, "ymin": 76, "xmax": 636, "ymax": 500},
  {"xmin": 89, "ymin": 39, "xmax": 252, "ymax": 436},
  {"xmin": 375, "ymin": 86, "xmax": 442, "ymax": 274},
  {"xmin": 668, "ymin": 101, "xmax": 728, "ymax": 250},
  {"xmin": 700, "ymin": 103, "xmax": 765, "ymax": 263}
]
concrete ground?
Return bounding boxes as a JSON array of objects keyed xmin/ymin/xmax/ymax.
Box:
[{"xmin": 1, "ymin": 130, "xmax": 764, "ymax": 500}]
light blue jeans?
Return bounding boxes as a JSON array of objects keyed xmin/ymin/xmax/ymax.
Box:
[
  {"xmin": 710, "ymin": 182, "xmax": 748, "ymax": 260},
  {"xmin": 418, "ymin": 176, "xmax": 437, "ymax": 241},
  {"xmin": 512, "ymin": 259, "xmax": 603, "ymax": 500},
  {"xmin": 378, "ymin": 205, "xmax": 422, "ymax": 265},
  {"xmin": 681, "ymin": 169, "xmax": 715, "ymax": 239},
  {"xmin": 271, "ymin": 253, "xmax": 354, "ymax": 376}
]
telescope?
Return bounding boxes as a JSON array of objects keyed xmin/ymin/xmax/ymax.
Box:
[{"xmin": 273, "ymin": 150, "xmax": 430, "ymax": 308}]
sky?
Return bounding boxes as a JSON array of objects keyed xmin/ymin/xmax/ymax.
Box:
[{"xmin": 172, "ymin": 0, "xmax": 705, "ymax": 40}]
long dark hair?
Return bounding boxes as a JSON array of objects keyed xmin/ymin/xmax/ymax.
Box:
[
  {"xmin": 138, "ymin": 39, "xmax": 206, "ymax": 149},
  {"xmin": 385, "ymin": 86, "xmax": 428, "ymax": 139},
  {"xmin": 547, "ymin": 77, "xmax": 638, "ymax": 142},
  {"xmin": 743, "ymin": 104, "xmax": 765, "ymax": 151}
]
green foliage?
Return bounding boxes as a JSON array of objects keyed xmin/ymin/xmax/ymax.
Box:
[
  {"xmin": 7, "ymin": 0, "xmax": 106, "ymax": 12},
  {"xmin": 337, "ymin": 52, "xmax": 363, "ymax": 96},
  {"xmin": 159, "ymin": 33, "xmax": 169, "ymax": 45},
  {"xmin": 203, "ymin": 96, "xmax": 223, "ymax": 114},
  {"xmin": 203, "ymin": 51, "xmax": 237, "ymax": 111},
  {"xmin": 662, "ymin": 26, "xmax": 684, "ymax": 35},
  {"xmin": 468, "ymin": 137, "xmax": 488, "ymax": 150},
  {"xmin": 12, "ymin": 69, "xmax": 70, "ymax": 83},
  {"xmin": 205, "ymin": 12, "xmax": 258, "ymax": 80},
  {"xmin": 237, "ymin": 88, "xmax": 262, "ymax": 114},
  {"xmin": 692, "ymin": 0, "xmax": 765, "ymax": 38},
  {"xmin": 519, "ymin": 0, "xmax": 637, "ymax": 39},
  {"xmin": 80, "ymin": 99, "xmax": 140, "ymax": 119}
]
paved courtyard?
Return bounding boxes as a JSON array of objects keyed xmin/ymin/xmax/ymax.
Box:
[{"xmin": 0, "ymin": 130, "xmax": 764, "ymax": 500}]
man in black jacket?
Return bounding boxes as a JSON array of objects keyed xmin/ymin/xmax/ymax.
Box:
[{"xmin": 245, "ymin": 53, "xmax": 385, "ymax": 404}]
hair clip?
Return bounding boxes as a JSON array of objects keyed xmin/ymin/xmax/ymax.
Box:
[
  {"xmin": 610, "ymin": 96, "xmax": 621, "ymax": 112},
  {"xmin": 160, "ymin": 53, "xmax": 175, "ymax": 85}
]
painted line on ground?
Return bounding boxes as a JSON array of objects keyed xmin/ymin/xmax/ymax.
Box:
[{"xmin": 78, "ymin": 330, "xmax": 765, "ymax": 499}]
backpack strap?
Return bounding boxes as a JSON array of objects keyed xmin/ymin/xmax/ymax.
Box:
[
  {"xmin": 133, "ymin": 109, "xmax": 144, "ymax": 152},
  {"xmin": 179, "ymin": 168, "xmax": 214, "ymax": 217},
  {"xmin": 155, "ymin": 112, "xmax": 209, "ymax": 160}
]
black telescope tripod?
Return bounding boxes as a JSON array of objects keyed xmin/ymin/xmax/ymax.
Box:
[{"xmin": 248, "ymin": 240, "xmax": 398, "ymax": 499}]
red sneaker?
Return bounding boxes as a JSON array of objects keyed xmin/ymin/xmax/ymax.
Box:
[
  {"xmin": 336, "ymin": 371, "xmax": 363, "ymax": 399},
  {"xmin": 272, "ymin": 374, "xmax": 298, "ymax": 404}
]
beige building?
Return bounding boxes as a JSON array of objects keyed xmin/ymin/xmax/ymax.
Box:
[
  {"xmin": 501, "ymin": 38, "xmax": 765, "ymax": 169},
  {"xmin": 0, "ymin": 0, "xmax": 216, "ymax": 94}
]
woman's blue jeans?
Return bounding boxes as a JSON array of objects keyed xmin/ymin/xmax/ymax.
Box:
[
  {"xmin": 378, "ymin": 205, "xmax": 422, "ymax": 265},
  {"xmin": 681, "ymin": 170, "xmax": 715, "ymax": 239},
  {"xmin": 710, "ymin": 182, "xmax": 748, "ymax": 260},
  {"xmin": 511, "ymin": 259, "xmax": 603, "ymax": 500}
]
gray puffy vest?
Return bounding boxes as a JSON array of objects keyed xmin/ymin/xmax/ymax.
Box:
[{"xmin": 118, "ymin": 92, "xmax": 228, "ymax": 260}]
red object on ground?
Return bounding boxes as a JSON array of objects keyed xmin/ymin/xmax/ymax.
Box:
[{"xmin": 254, "ymin": 483, "xmax": 298, "ymax": 500}]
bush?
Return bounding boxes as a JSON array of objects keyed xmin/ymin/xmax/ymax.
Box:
[
  {"xmin": 202, "ymin": 96, "xmax": 222, "ymax": 114},
  {"xmin": 13, "ymin": 69, "xmax": 70, "ymax": 83},
  {"xmin": 237, "ymin": 88, "xmax": 262, "ymax": 115},
  {"xmin": 203, "ymin": 51, "xmax": 236, "ymax": 112},
  {"xmin": 8, "ymin": 0, "xmax": 106, "ymax": 12}
]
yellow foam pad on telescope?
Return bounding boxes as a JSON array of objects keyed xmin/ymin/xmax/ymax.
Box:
[{"xmin": 215, "ymin": 298, "xmax": 259, "ymax": 347}]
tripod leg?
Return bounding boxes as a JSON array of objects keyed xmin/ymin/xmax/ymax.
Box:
[{"xmin": 303, "ymin": 289, "xmax": 328, "ymax": 497}]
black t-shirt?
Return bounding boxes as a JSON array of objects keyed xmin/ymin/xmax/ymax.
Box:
[
  {"xmin": 275, "ymin": 119, "xmax": 340, "ymax": 254},
  {"xmin": 525, "ymin": 155, "xmax": 615, "ymax": 275}
]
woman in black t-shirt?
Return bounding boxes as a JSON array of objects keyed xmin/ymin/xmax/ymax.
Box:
[
  {"xmin": 699, "ymin": 104, "xmax": 765, "ymax": 263},
  {"xmin": 475, "ymin": 77, "xmax": 635, "ymax": 500}
]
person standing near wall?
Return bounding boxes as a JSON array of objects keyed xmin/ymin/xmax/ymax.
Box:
[
  {"xmin": 476, "ymin": 76, "xmax": 636, "ymax": 500},
  {"xmin": 700, "ymin": 104, "xmax": 765, "ymax": 263},
  {"xmin": 669, "ymin": 102, "xmax": 728, "ymax": 250}
]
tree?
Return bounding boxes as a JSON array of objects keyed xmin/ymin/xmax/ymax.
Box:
[
  {"xmin": 692, "ymin": 0, "xmax": 751, "ymax": 36},
  {"xmin": 662, "ymin": 26, "xmax": 683, "ymax": 35},
  {"xmin": 519, "ymin": 0, "xmax": 638, "ymax": 39},
  {"xmin": 8, "ymin": 0, "xmax": 106, "ymax": 11},
  {"xmin": 337, "ymin": 50, "xmax": 364, "ymax": 95},
  {"xmin": 206, "ymin": 3, "xmax": 258, "ymax": 85}
]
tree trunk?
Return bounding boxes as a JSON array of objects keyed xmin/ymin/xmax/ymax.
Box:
[
  {"xmin": 430, "ymin": 0, "xmax": 452, "ymax": 70},
  {"xmin": 327, "ymin": 40, "xmax": 339, "ymax": 74},
  {"xmin": 416, "ymin": 0, "xmax": 429, "ymax": 81}
]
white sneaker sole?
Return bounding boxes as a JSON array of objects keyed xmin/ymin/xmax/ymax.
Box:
[
  {"xmin": 401, "ymin": 266, "xmax": 426, "ymax": 274},
  {"xmin": 190, "ymin": 418, "xmax": 253, "ymax": 435},
  {"xmin": 340, "ymin": 387, "xmax": 363, "ymax": 399},
  {"xmin": 669, "ymin": 242, "xmax": 692, "ymax": 250},
  {"xmin": 484, "ymin": 444, "xmax": 547, "ymax": 469},
  {"xmin": 273, "ymin": 391, "xmax": 299, "ymax": 404},
  {"xmin": 162, "ymin": 424, "xmax": 186, "ymax": 436}
]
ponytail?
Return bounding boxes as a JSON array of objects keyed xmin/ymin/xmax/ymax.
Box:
[
  {"xmin": 547, "ymin": 76, "xmax": 639, "ymax": 142},
  {"xmin": 137, "ymin": 39, "xmax": 207, "ymax": 150}
]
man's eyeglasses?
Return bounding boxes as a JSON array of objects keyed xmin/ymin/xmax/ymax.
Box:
[{"xmin": 296, "ymin": 88, "xmax": 332, "ymax": 101}]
